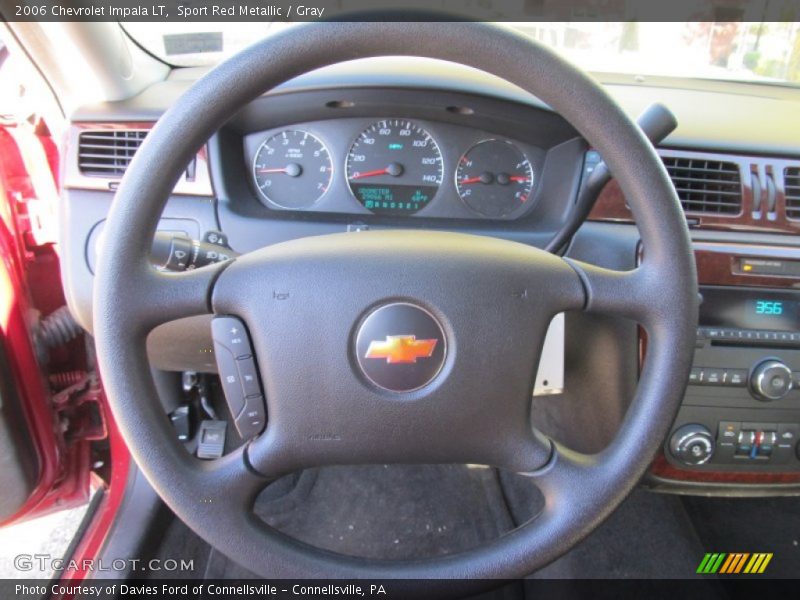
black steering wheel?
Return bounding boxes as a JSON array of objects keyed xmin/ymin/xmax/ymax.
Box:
[{"xmin": 93, "ymin": 22, "xmax": 697, "ymax": 587}]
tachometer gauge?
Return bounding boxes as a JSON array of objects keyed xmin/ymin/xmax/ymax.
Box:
[
  {"xmin": 456, "ymin": 140, "xmax": 534, "ymax": 218},
  {"xmin": 346, "ymin": 120, "xmax": 443, "ymax": 215},
  {"xmin": 253, "ymin": 130, "xmax": 332, "ymax": 209}
]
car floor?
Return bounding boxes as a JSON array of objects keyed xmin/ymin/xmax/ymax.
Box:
[{"xmin": 143, "ymin": 465, "xmax": 797, "ymax": 596}]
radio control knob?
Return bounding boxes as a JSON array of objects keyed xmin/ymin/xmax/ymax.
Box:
[
  {"xmin": 750, "ymin": 359, "xmax": 793, "ymax": 402},
  {"xmin": 669, "ymin": 424, "xmax": 714, "ymax": 466}
]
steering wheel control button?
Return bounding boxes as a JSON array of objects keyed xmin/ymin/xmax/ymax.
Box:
[
  {"xmin": 236, "ymin": 357, "xmax": 262, "ymax": 398},
  {"xmin": 669, "ymin": 424, "xmax": 715, "ymax": 466},
  {"xmin": 236, "ymin": 395, "xmax": 266, "ymax": 439},
  {"xmin": 355, "ymin": 302, "xmax": 446, "ymax": 392},
  {"xmin": 212, "ymin": 342, "xmax": 246, "ymax": 417},
  {"xmin": 212, "ymin": 316, "xmax": 266, "ymax": 437},
  {"xmin": 212, "ymin": 316, "xmax": 254, "ymax": 359}
]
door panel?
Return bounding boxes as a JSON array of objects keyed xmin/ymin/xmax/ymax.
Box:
[
  {"xmin": 0, "ymin": 336, "xmax": 39, "ymax": 521},
  {"xmin": 0, "ymin": 118, "xmax": 91, "ymax": 525}
]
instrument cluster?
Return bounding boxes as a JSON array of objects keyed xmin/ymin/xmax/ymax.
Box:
[{"xmin": 244, "ymin": 117, "xmax": 544, "ymax": 220}]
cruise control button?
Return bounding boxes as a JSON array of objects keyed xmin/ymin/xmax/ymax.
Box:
[
  {"xmin": 212, "ymin": 316, "xmax": 259, "ymax": 421},
  {"xmin": 235, "ymin": 395, "xmax": 266, "ymax": 439},
  {"xmin": 236, "ymin": 356, "xmax": 262, "ymax": 398},
  {"xmin": 211, "ymin": 316, "xmax": 253, "ymax": 359},
  {"xmin": 213, "ymin": 342, "xmax": 246, "ymax": 417}
]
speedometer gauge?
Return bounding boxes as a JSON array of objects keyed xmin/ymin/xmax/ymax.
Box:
[
  {"xmin": 346, "ymin": 120, "xmax": 443, "ymax": 216},
  {"xmin": 253, "ymin": 130, "xmax": 332, "ymax": 209},
  {"xmin": 456, "ymin": 140, "xmax": 534, "ymax": 218}
]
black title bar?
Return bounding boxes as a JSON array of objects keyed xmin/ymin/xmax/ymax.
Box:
[{"xmin": 2, "ymin": 0, "xmax": 800, "ymax": 22}]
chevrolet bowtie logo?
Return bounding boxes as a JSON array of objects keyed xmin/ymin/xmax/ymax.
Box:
[{"xmin": 364, "ymin": 335, "xmax": 438, "ymax": 364}]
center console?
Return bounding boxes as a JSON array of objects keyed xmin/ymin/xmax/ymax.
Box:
[
  {"xmin": 585, "ymin": 148, "xmax": 800, "ymax": 493},
  {"xmin": 653, "ymin": 242, "xmax": 800, "ymax": 491}
]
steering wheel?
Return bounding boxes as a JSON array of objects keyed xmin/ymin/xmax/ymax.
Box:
[{"xmin": 94, "ymin": 22, "xmax": 697, "ymax": 587}]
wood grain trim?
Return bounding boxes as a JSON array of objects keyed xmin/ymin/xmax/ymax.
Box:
[
  {"xmin": 650, "ymin": 454, "xmax": 800, "ymax": 484},
  {"xmin": 63, "ymin": 122, "xmax": 214, "ymax": 197},
  {"xmin": 694, "ymin": 242, "xmax": 800, "ymax": 288},
  {"xmin": 590, "ymin": 148, "xmax": 800, "ymax": 234}
]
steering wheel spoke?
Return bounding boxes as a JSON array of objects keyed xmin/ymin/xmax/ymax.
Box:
[
  {"xmin": 565, "ymin": 259, "xmax": 655, "ymax": 323},
  {"xmin": 126, "ymin": 260, "xmax": 230, "ymax": 330},
  {"xmin": 183, "ymin": 449, "xmax": 269, "ymax": 514}
]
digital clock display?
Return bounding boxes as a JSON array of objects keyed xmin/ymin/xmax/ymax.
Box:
[
  {"xmin": 700, "ymin": 288, "xmax": 800, "ymax": 332},
  {"xmin": 752, "ymin": 300, "xmax": 785, "ymax": 316}
]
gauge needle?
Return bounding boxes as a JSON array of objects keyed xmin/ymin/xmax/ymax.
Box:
[
  {"xmin": 349, "ymin": 162, "xmax": 404, "ymax": 180},
  {"xmin": 257, "ymin": 163, "xmax": 303, "ymax": 177},
  {"xmin": 349, "ymin": 168, "xmax": 388, "ymax": 180},
  {"xmin": 462, "ymin": 174, "xmax": 529, "ymax": 185}
]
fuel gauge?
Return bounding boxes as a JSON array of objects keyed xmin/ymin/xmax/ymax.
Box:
[{"xmin": 456, "ymin": 140, "xmax": 534, "ymax": 218}]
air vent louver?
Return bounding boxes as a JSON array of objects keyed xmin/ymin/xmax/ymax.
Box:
[
  {"xmin": 785, "ymin": 167, "xmax": 800, "ymax": 220},
  {"xmin": 662, "ymin": 156, "xmax": 742, "ymax": 215},
  {"xmin": 78, "ymin": 130, "xmax": 148, "ymax": 177}
]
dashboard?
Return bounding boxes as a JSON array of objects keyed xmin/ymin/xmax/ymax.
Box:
[
  {"xmin": 244, "ymin": 117, "xmax": 544, "ymax": 220},
  {"xmin": 61, "ymin": 58, "xmax": 800, "ymax": 496},
  {"xmin": 204, "ymin": 84, "xmax": 584, "ymax": 245}
]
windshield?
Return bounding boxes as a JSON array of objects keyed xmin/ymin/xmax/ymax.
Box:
[{"xmin": 123, "ymin": 22, "xmax": 800, "ymax": 87}]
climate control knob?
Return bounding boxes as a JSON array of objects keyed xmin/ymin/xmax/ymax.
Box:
[
  {"xmin": 669, "ymin": 424, "xmax": 715, "ymax": 466},
  {"xmin": 750, "ymin": 359, "xmax": 793, "ymax": 402}
]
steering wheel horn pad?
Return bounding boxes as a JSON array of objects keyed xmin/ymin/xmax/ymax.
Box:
[
  {"xmin": 212, "ymin": 230, "xmax": 583, "ymax": 477},
  {"xmin": 94, "ymin": 22, "xmax": 698, "ymax": 584}
]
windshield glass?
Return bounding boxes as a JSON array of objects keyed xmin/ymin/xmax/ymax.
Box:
[{"xmin": 123, "ymin": 22, "xmax": 800, "ymax": 87}]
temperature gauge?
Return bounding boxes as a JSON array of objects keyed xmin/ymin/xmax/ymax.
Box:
[{"xmin": 456, "ymin": 140, "xmax": 534, "ymax": 218}]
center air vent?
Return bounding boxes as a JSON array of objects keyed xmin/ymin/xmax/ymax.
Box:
[
  {"xmin": 78, "ymin": 129, "xmax": 148, "ymax": 177},
  {"xmin": 785, "ymin": 167, "xmax": 800, "ymax": 220},
  {"xmin": 662, "ymin": 156, "xmax": 742, "ymax": 215}
]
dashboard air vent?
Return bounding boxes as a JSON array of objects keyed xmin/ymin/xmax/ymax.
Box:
[
  {"xmin": 78, "ymin": 129, "xmax": 148, "ymax": 177},
  {"xmin": 785, "ymin": 167, "xmax": 800, "ymax": 220},
  {"xmin": 662, "ymin": 156, "xmax": 742, "ymax": 215}
]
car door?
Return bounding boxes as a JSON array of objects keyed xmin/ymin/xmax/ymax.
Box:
[{"xmin": 0, "ymin": 40, "xmax": 95, "ymax": 528}]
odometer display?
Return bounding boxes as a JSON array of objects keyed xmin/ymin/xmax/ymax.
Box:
[{"xmin": 346, "ymin": 120, "xmax": 443, "ymax": 215}]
